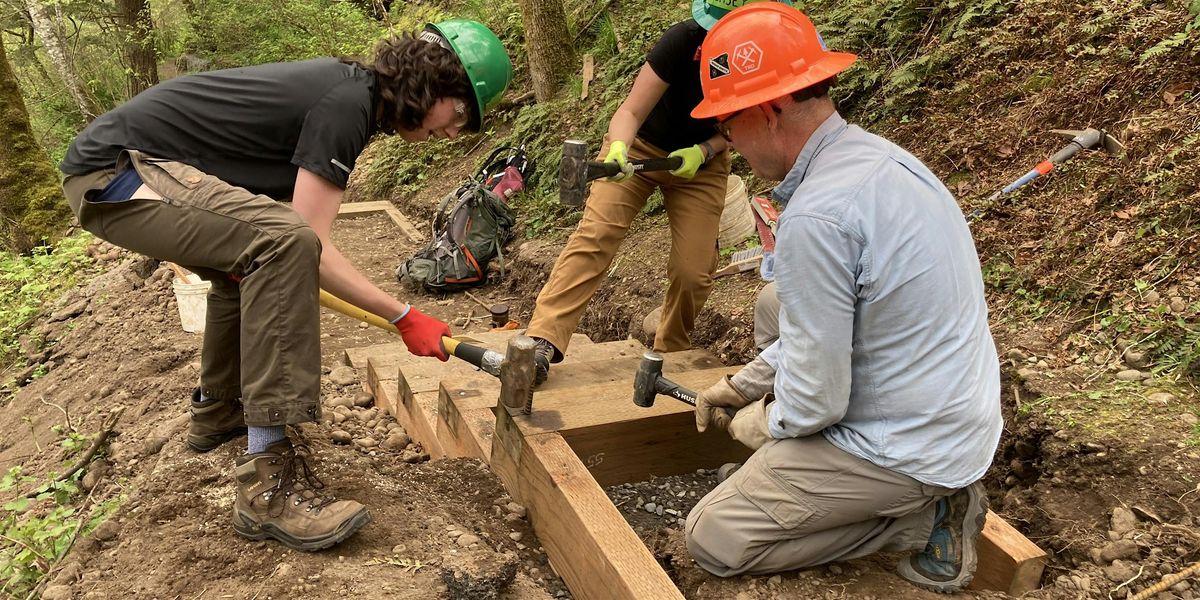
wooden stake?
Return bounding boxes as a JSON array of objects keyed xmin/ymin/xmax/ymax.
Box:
[{"xmin": 581, "ymin": 54, "xmax": 594, "ymax": 100}]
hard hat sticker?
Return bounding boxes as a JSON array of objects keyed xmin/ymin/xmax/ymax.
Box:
[
  {"xmin": 709, "ymin": 53, "xmax": 730, "ymax": 79},
  {"xmin": 732, "ymin": 41, "xmax": 763, "ymax": 74}
]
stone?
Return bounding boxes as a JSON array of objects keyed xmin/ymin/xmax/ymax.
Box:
[
  {"xmin": 381, "ymin": 433, "xmax": 411, "ymax": 451},
  {"xmin": 644, "ymin": 503, "xmax": 657, "ymax": 514},
  {"xmin": 1147, "ymin": 392, "xmax": 1176, "ymax": 404},
  {"xmin": 509, "ymin": 532, "xmax": 523, "ymax": 542},
  {"xmin": 1006, "ymin": 348, "xmax": 1028, "ymax": 362},
  {"xmin": 1144, "ymin": 290, "xmax": 1161, "ymax": 304},
  {"xmin": 1182, "ymin": 413, "xmax": 1199, "ymax": 426},
  {"xmin": 275, "ymin": 563, "xmax": 293, "ymax": 579},
  {"xmin": 1116, "ymin": 369, "xmax": 1145, "ymax": 381},
  {"xmin": 1111, "ymin": 507, "xmax": 1139, "ymax": 533},
  {"xmin": 91, "ymin": 520, "xmax": 120, "ymax": 542},
  {"xmin": 401, "ymin": 450, "xmax": 422, "ymax": 463},
  {"xmin": 506, "ymin": 502, "xmax": 527, "ymax": 518},
  {"xmin": 828, "ymin": 564, "xmax": 843, "ymax": 575},
  {"xmin": 1017, "ymin": 368, "xmax": 1037, "ymax": 380},
  {"xmin": 1123, "ymin": 348, "xmax": 1150, "ymax": 369},
  {"xmin": 352, "ymin": 391, "xmax": 374, "ymax": 408},
  {"xmin": 328, "ymin": 366, "xmax": 358, "ymax": 386},
  {"xmin": 456, "ymin": 533, "xmax": 480, "ymax": 547},
  {"xmin": 768, "ymin": 575, "xmax": 782, "ymax": 586},
  {"xmin": 41, "ymin": 585, "xmax": 73, "ymax": 600},
  {"xmin": 326, "ymin": 396, "xmax": 354, "ymax": 409},
  {"xmin": 330, "ymin": 430, "xmax": 352, "ymax": 444},
  {"xmin": 353, "ymin": 437, "xmax": 378, "ymax": 449},
  {"xmin": 50, "ymin": 562, "xmax": 83, "ymax": 586},
  {"xmin": 1169, "ymin": 297, "xmax": 1187, "ymax": 313},
  {"xmin": 50, "ymin": 300, "xmax": 90, "ymax": 322},
  {"xmin": 1103, "ymin": 559, "xmax": 1138, "ymax": 583},
  {"xmin": 1100, "ymin": 539, "xmax": 1140, "ymax": 562}
]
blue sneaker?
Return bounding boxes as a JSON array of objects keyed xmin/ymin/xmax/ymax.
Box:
[{"xmin": 897, "ymin": 481, "xmax": 988, "ymax": 593}]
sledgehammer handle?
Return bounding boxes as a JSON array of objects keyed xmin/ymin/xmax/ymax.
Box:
[
  {"xmin": 658, "ymin": 380, "xmax": 698, "ymax": 406},
  {"xmin": 587, "ymin": 156, "xmax": 684, "ymax": 179}
]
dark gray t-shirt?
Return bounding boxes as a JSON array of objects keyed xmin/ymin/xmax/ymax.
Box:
[
  {"xmin": 637, "ymin": 19, "xmax": 718, "ymax": 152},
  {"xmin": 61, "ymin": 58, "xmax": 376, "ymax": 199}
]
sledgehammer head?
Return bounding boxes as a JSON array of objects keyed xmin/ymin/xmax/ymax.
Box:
[
  {"xmin": 633, "ymin": 352, "xmax": 665, "ymax": 408},
  {"xmin": 558, "ymin": 139, "xmax": 590, "ymax": 207}
]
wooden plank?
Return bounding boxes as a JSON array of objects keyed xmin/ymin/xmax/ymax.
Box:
[
  {"xmin": 490, "ymin": 413, "xmax": 684, "ymax": 600},
  {"xmin": 581, "ymin": 53, "xmax": 594, "ymax": 100},
  {"xmin": 344, "ymin": 342, "xmax": 405, "ymax": 369},
  {"xmin": 336, "ymin": 200, "xmax": 422, "ymax": 243},
  {"xmin": 969, "ymin": 511, "xmax": 1046, "ymax": 596}
]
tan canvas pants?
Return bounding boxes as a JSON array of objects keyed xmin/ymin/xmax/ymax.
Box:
[
  {"xmin": 62, "ymin": 151, "xmax": 321, "ymax": 427},
  {"xmin": 527, "ymin": 136, "xmax": 730, "ymax": 357},
  {"xmin": 686, "ymin": 435, "xmax": 952, "ymax": 576}
]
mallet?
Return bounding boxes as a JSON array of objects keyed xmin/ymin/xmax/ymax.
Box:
[{"xmin": 558, "ymin": 139, "xmax": 684, "ymax": 206}]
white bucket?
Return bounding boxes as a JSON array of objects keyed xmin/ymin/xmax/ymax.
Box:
[
  {"xmin": 718, "ymin": 174, "xmax": 755, "ymax": 248},
  {"xmin": 172, "ymin": 275, "xmax": 211, "ymax": 333}
]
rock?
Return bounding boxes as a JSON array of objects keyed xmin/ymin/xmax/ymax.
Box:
[
  {"xmin": 768, "ymin": 575, "xmax": 782, "ymax": 586},
  {"xmin": 331, "ymin": 430, "xmax": 352, "ymax": 444},
  {"xmin": 1111, "ymin": 507, "xmax": 1139, "ymax": 534},
  {"xmin": 1144, "ymin": 290, "xmax": 1161, "ymax": 304},
  {"xmin": 1103, "ymin": 559, "xmax": 1138, "ymax": 583},
  {"xmin": 828, "ymin": 564, "xmax": 843, "ymax": 575},
  {"xmin": 91, "ymin": 520, "xmax": 120, "ymax": 542},
  {"xmin": 353, "ymin": 437, "xmax": 378, "ymax": 449},
  {"xmin": 41, "ymin": 585, "xmax": 72, "ymax": 600},
  {"xmin": 328, "ymin": 366, "xmax": 358, "ymax": 386},
  {"xmin": 1017, "ymin": 367, "xmax": 1037, "ymax": 380},
  {"xmin": 381, "ymin": 433, "xmax": 412, "ymax": 451},
  {"xmin": 332, "ymin": 412, "xmax": 348, "ymax": 424},
  {"xmin": 51, "ymin": 300, "xmax": 90, "ymax": 322},
  {"xmin": 275, "ymin": 563, "xmax": 293, "ymax": 579},
  {"xmin": 352, "ymin": 391, "xmax": 374, "ymax": 408},
  {"xmin": 1006, "ymin": 348, "xmax": 1028, "ymax": 362},
  {"xmin": 1147, "ymin": 392, "xmax": 1176, "ymax": 404},
  {"xmin": 456, "ymin": 533, "xmax": 481, "ymax": 547},
  {"xmin": 142, "ymin": 436, "xmax": 168, "ymax": 456},
  {"xmin": 1123, "ymin": 348, "xmax": 1150, "ymax": 369},
  {"xmin": 1182, "ymin": 413, "xmax": 1199, "ymax": 426},
  {"xmin": 508, "ymin": 532, "xmax": 522, "ymax": 542},
  {"xmin": 644, "ymin": 502, "xmax": 657, "ymax": 514},
  {"xmin": 401, "ymin": 450, "xmax": 422, "ymax": 463},
  {"xmin": 326, "ymin": 396, "xmax": 354, "ymax": 409},
  {"xmin": 642, "ymin": 307, "xmax": 662, "ymax": 337},
  {"xmin": 506, "ymin": 502, "xmax": 527, "ymax": 518},
  {"xmin": 1169, "ymin": 297, "xmax": 1187, "ymax": 313},
  {"xmin": 1100, "ymin": 539, "xmax": 1140, "ymax": 562},
  {"xmin": 50, "ymin": 561, "xmax": 83, "ymax": 586},
  {"xmin": 1116, "ymin": 369, "xmax": 1145, "ymax": 382}
]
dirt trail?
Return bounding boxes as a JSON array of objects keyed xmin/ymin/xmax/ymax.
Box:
[{"xmin": 0, "ymin": 197, "xmax": 1197, "ymax": 600}]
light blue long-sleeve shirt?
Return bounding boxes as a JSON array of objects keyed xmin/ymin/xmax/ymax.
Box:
[{"xmin": 760, "ymin": 112, "xmax": 1002, "ymax": 489}]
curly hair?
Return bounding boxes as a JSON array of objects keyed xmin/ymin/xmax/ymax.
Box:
[{"xmin": 344, "ymin": 33, "xmax": 476, "ymax": 135}]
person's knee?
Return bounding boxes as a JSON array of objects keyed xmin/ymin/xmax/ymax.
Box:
[
  {"xmin": 279, "ymin": 225, "xmax": 321, "ymax": 262},
  {"xmin": 753, "ymin": 282, "xmax": 780, "ymax": 349},
  {"xmin": 685, "ymin": 506, "xmax": 754, "ymax": 576}
]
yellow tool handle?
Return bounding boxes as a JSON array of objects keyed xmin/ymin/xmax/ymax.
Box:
[{"xmin": 317, "ymin": 289, "xmax": 459, "ymax": 356}]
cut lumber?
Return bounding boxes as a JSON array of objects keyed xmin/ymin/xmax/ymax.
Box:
[
  {"xmin": 969, "ymin": 511, "xmax": 1047, "ymax": 595},
  {"xmin": 336, "ymin": 200, "xmax": 422, "ymax": 243}
]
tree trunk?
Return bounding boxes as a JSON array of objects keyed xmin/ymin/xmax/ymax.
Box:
[
  {"xmin": 119, "ymin": 0, "xmax": 158, "ymax": 97},
  {"xmin": 0, "ymin": 40, "xmax": 73, "ymax": 252},
  {"xmin": 516, "ymin": 0, "xmax": 575, "ymax": 102},
  {"xmin": 24, "ymin": 0, "xmax": 99, "ymax": 123}
]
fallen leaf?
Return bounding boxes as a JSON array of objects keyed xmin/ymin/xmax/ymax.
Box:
[
  {"xmin": 999, "ymin": 145, "xmax": 1015, "ymax": 157},
  {"xmin": 1108, "ymin": 230, "xmax": 1126, "ymax": 247},
  {"xmin": 1115, "ymin": 210, "xmax": 1131, "ymax": 220}
]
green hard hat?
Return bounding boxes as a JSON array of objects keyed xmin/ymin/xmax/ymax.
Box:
[
  {"xmin": 426, "ymin": 19, "xmax": 513, "ymax": 129},
  {"xmin": 691, "ymin": 0, "xmax": 794, "ymax": 30}
]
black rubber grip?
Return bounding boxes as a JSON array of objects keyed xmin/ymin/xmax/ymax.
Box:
[{"xmin": 452, "ymin": 342, "xmax": 488, "ymax": 369}]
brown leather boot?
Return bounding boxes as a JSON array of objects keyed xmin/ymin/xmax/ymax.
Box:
[
  {"xmin": 232, "ymin": 440, "xmax": 370, "ymax": 551},
  {"xmin": 187, "ymin": 388, "xmax": 247, "ymax": 452}
]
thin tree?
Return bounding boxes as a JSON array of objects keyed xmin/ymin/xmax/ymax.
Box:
[
  {"xmin": 0, "ymin": 39, "xmax": 73, "ymax": 252},
  {"xmin": 24, "ymin": 0, "xmax": 99, "ymax": 122},
  {"xmin": 516, "ymin": 0, "xmax": 575, "ymax": 102},
  {"xmin": 118, "ymin": 0, "xmax": 157, "ymax": 97}
]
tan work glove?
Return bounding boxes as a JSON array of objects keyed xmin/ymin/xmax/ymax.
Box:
[
  {"xmin": 696, "ymin": 375, "xmax": 753, "ymax": 433},
  {"xmin": 728, "ymin": 399, "xmax": 773, "ymax": 451}
]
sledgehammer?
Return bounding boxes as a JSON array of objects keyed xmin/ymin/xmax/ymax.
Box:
[
  {"xmin": 558, "ymin": 140, "xmax": 683, "ymax": 206},
  {"xmin": 632, "ymin": 352, "xmax": 698, "ymax": 408},
  {"xmin": 317, "ymin": 289, "xmax": 503, "ymax": 377}
]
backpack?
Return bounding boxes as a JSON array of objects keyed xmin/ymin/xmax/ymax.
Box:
[{"xmin": 397, "ymin": 146, "xmax": 533, "ymax": 293}]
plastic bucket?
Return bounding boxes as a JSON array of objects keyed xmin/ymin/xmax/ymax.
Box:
[
  {"xmin": 718, "ymin": 174, "xmax": 755, "ymax": 248},
  {"xmin": 173, "ymin": 277, "xmax": 211, "ymax": 333}
]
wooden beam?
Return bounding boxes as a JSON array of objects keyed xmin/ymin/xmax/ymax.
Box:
[
  {"xmin": 490, "ymin": 410, "xmax": 685, "ymax": 600},
  {"xmin": 336, "ymin": 200, "xmax": 422, "ymax": 243},
  {"xmin": 969, "ymin": 511, "xmax": 1046, "ymax": 595}
]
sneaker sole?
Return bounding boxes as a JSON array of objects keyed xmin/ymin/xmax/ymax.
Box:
[
  {"xmin": 187, "ymin": 427, "xmax": 248, "ymax": 453},
  {"xmin": 233, "ymin": 507, "xmax": 372, "ymax": 552},
  {"xmin": 898, "ymin": 483, "xmax": 989, "ymax": 594}
]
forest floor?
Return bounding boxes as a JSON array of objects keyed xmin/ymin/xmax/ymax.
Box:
[{"xmin": 0, "ymin": 152, "xmax": 1197, "ymax": 600}]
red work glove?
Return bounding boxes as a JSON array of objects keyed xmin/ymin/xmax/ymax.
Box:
[{"xmin": 393, "ymin": 307, "xmax": 450, "ymax": 361}]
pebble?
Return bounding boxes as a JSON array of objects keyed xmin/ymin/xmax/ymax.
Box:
[
  {"xmin": 1103, "ymin": 560, "xmax": 1138, "ymax": 582},
  {"xmin": 1183, "ymin": 413, "xmax": 1199, "ymax": 426},
  {"xmin": 456, "ymin": 534, "xmax": 480, "ymax": 547},
  {"xmin": 1147, "ymin": 392, "xmax": 1176, "ymax": 404},
  {"xmin": 40, "ymin": 585, "xmax": 72, "ymax": 600},
  {"xmin": 353, "ymin": 437, "xmax": 378, "ymax": 449},
  {"xmin": 1115, "ymin": 369, "xmax": 1145, "ymax": 381},
  {"xmin": 1111, "ymin": 507, "xmax": 1139, "ymax": 534},
  {"xmin": 326, "ymin": 396, "xmax": 354, "ymax": 409},
  {"xmin": 331, "ymin": 430, "xmax": 352, "ymax": 444},
  {"xmin": 1100, "ymin": 539, "xmax": 1140, "ymax": 562},
  {"xmin": 391, "ymin": 544, "xmax": 407, "ymax": 554},
  {"xmin": 275, "ymin": 563, "xmax": 293, "ymax": 579},
  {"xmin": 1123, "ymin": 348, "xmax": 1150, "ymax": 369},
  {"xmin": 328, "ymin": 366, "xmax": 358, "ymax": 386},
  {"xmin": 353, "ymin": 391, "xmax": 375, "ymax": 408},
  {"xmin": 1169, "ymin": 297, "xmax": 1187, "ymax": 313},
  {"xmin": 506, "ymin": 502, "xmax": 527, "ymax": 518},
  {"xmin": 401, "ymin": 450, "xmax": 422, "ymax": 463},
  {"xmin": 1017, "ymin": 367, "xmax": 1037, "ymax": 380},
  {"xmin": 828, "ymin": 564, "xmax": 843, "ymax": 575},
  {"xmin": 509, "ymin": 532, "xmax": 523, "ymax": 542},
  {"xmin": 381, "ymin": 433, "xmax": 411, "ymax": 451},
  {"xmin": 644, "ymin": 502, "xmax": 657, "ymax": 514}
]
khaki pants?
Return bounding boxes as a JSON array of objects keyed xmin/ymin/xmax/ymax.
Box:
[
  {"xmin": 685, "ymin": 435, "xmax": 951, "ymax": 576},
  {"xmin": 527, "ymin": 136, "xmax": 730, "ymax": 357},
  {"xmin": 62, "ymin": 150, "xmax": 321, "ymax": 427},
  {"xmin": 753, "ymin": 281, "xmax": 779, "ymax": 350}
]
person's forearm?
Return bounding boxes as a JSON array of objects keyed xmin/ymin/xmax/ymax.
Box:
[
  {"xmin": 317, "ymin": 241, "xmax": 408, "ymax": 323},
  {"xmin": 606, "ymin": 108, "xmax": 642, "ymax": 147}
]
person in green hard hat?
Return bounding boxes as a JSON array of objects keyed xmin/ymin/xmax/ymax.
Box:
[
  {"xmin": 58, "ymin": 20, "xmax": 512, "ymax": 551},
  {"xmin": 527, "ymin": 0, "xmax": 793, "ymax": 384}
]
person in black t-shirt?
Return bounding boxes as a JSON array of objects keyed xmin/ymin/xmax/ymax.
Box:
[
  {"xmin": 59, "ymin": 21, "xmax": 511, "ymax": 552},
  {"xmin": 526, "ymin": 0, "xmax": 793, "ymax": 384}
]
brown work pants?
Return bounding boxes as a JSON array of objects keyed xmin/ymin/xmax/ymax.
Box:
[
  {"xmin": 686, "ymin": 435, "xmax": 951, "ymax": 576},
  {"xmin": 527, "ymin": 136, "xmax": 729, "ymax": 358},
  {"xmin": 62, "ymin": 150, "xmax": 321, "ymax": 427}
]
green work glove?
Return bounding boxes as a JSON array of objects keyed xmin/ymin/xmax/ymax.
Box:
[
  {"xmin": 668, "ymin": 144, "xmax": 707, "ymax": 179},
  {"xmin": 604, "ymin": 140, "xmax": 635, "ymax": 182}
]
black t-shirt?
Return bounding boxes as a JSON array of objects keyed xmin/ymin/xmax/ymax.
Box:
[
  {"xmin": 636, "ymin": 19, "xmax": 718, "ymax": 152},
  {"xmin": 61, "ymin": 58, "xmax": 376, "ymax": 199}
]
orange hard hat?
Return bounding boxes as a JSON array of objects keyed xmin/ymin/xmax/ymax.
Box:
[{"xmin": 691, "ymin": 3, "xmax": 857, "ymax": 119}]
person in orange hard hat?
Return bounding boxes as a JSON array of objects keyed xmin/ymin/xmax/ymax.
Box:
[
  {"xmin": 684, "ymin": 4, "xmax": 1001, "ymax": 593},
  {"xmin": 525, "ymin": 0, "xmax": 795, "ymax": 385}
]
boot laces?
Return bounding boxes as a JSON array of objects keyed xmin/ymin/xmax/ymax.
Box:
[{"xmin": 267, "ymin": 444, "xmax": 336, "ymax": 516}]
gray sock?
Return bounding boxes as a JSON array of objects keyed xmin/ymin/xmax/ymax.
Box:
[{"xmin": 247, "ymin": 426, "xmax": 286, "ymax": 454}]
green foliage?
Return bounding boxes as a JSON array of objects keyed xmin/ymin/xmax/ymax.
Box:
[
  {"xmin": 0, "ymin": 466, "xmax": 119, "ymax": 597},
  {"xmin": 0, "ymin": 233, "xmax": 94, "ymax": 368}
]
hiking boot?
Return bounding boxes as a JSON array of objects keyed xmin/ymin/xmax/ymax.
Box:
[
  {"xmin": 232, "ymin": 440, "xmax": 371, "ymax": 551},
  {"xmin": 897, "ymin": 481, "xmax": 989, "ymax": 593},
  {"xmin": 187, "ymin": 388, "xmax": 247, "ymax": 453},
  {"xmin": 716, "ymin": 462, "xmax": 742, "ymax": 483},
  {"xmin": 533, "ymin": 338, "xmax": 555, "ymax": 385}
]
